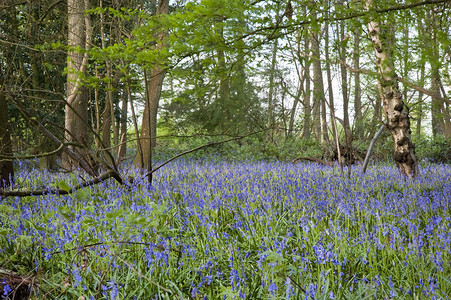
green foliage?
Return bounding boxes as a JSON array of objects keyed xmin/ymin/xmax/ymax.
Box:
[
  {"xmin": 414, "ymin": 135, "xmax": 451, "ymax": 163},
  {"xmin": 151, "ymin": 133, "xmax": 327, "ymax": 163}
]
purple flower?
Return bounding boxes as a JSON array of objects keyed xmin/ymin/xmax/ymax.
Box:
[
  {"xmin": 72, "ymin": 265, "xmax": 82, "ymax": 287},
  {"xmin": 109, "ymin": 280, "xmax": 119, "ymax": 299},
  {"xmin": 2, "ymin": 279, "xmax": 12, "ymax": 296},
  {"xmin": 388, "ymin": 276, "xmax": 395, "ymax": 297},
  {"xmin": 268, "ymin": 282, "xmax": 277, "ymax": 295}
]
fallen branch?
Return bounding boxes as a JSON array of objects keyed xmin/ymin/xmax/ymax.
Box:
[
  {"xmin": 0, "ymin": 267, "xmax": 38, "ymax": 299},
  {"xmin": 0, "ymin": 169, "xmax": 122, "ymax": 198}
]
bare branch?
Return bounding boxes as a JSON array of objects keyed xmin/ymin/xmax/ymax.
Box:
[
  {"xmin": 142, "ymin": 129, "xmax": 270, "ymax": 180},
  {"xmin": 235, "ymin": 0, "xmax": 449, "ymax": 42},
  {"xmin": 8, "ymin": 95, "xmax": 98, "ymax": 176},
  {"xmin": 338, "ymin": 60, "xmax": 451, "ymax": 105},
  {"xmin": 0, "ymin": 143, "xmax": 64, "ymax": 161}
]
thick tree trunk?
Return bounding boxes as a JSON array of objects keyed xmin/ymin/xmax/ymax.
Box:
[
  {"xmin": 63, "ymin": 0, "xmax": 90, "ymax": 170},
  {"xmin": 430, "ymin": 66, "xmax": 444, "ymax": 137},
  {"xmin": 366, "ymin": 0, "xmax": 418, "ymax": 178},
  {"xmin": 134, "ymin": 0, "xmax": 169, "ymax": 170}
]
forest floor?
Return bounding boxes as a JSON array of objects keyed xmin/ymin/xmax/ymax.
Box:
[{"xmin": 0, "ymin": 160, "xmax": 450, "ymax": 299}]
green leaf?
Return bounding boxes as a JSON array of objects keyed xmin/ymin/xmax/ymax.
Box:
[
  {"xmin": 57, "ymin": 180, "xmax": 72, "ymax": 193},
  {"xmin": 82, "ymin": 217, "xmax": 95, "ymax": 226},
  {"xmin": 106, "ymin": 212, "xmax": 115, "ymax": 220}
]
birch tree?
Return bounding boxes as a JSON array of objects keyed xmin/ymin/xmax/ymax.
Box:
[{"xmin": 366, "ymin": 0, "xmax": 418, "ymax": 178}]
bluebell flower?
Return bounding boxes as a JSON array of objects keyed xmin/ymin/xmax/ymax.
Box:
[
  {"xmin": 72, "ymin": 265, "xmax": 82, "ymax": 287},
  {"xmin": 268, "ymin": 281, "xmax": 277, "ymax": 296},
  {"xmin": 285, "ymin": 277, "xmax": 295, "ymax": 299},
  {"xmin": 388, "ymin": 276, "xmax": 396, "ymax": 297},
  {"xmin": 2, "ymin": 280, "xmax": 12, "ymax": 296}
]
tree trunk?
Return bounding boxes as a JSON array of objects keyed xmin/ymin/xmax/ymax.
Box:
[
  {"xmin": 416, "ymin": 60, "xmax": 425, "ymax": 136},
  {"xmin": 118, "ymin": 89, "xmax": 128, "ymax": 162},
  {"xmin": 0, "ymin": 73, "xmax": 14, "ymax": 188},
  {"xmin": 134, "ymin": 0, "xmax": 169, "ymax": 170},
  {"xmin": 289, "ymin": 79, "xmax": 302, "ymax": 137},
  {"xmin": 325, "ymin": 15, "xmax": 339, "ymax": 160},
  {"xmin": 302, "ymin": 37, "xmax": 312, "ymax": 139},
  {"xmin": 339, "ymin": 16, "xmax": 350, "ymax": 138},
  {"xmin": 268, "ymin": 39, "xmax": 278, "ymax": 139},
  {"xmin": 287, "ymin": 34, "xmax": 303, "ymax": 137},
  {"xmin": 311, "ymin": 28, "xmax": 324, "ymax": 142},
  {"xmin": 101, "ymin": 95, "xmax": 112, "ymax": 148},
  {"xmin": 366, "ymin": 0, "xmax": 418, "ymax": 178},
  {"xmin": 64, "ymin": 0, "xmax": 90, "ymax": 170},
  {"xmin": 416, "ymin": 18, "xmax": 426, "ymax": 136},
  {"xmin": 353, "ymin": 28, "xmax": 363, "ymax": 139},
  {"xmin": 425, "ymin": 10, "xmax": 451, "ymax": 138}
]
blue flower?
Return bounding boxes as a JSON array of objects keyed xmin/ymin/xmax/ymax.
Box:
[
  {"xmin": 72, "ymin": 265, "xmax": 82, "ymax": 287},
  {"xmin": 2, "ymin": 280, "xmax": 12, "ymax": 296},
  {"xmin": 109, "ymin": 280, "xmax": 119, "ymax": 300},
  {"xmin": 268, "ymin": 281, "xmax": 277, "ymax": 296}
]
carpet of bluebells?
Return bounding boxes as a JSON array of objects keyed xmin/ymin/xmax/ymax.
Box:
[{"xmin": 0, "ymin": 160, "xmax": 450, "ymax": 299}]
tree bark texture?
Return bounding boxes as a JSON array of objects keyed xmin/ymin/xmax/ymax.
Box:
[
  {"xmin": 338, "ymin": 16, "xmax": 350, "ymax": 137},
  {"xmin": 311, "ymin": 29, "xmax": 324, "ymax": 142},
  {"xmin": 353, "ymin": 28, "xmax": 363, "ymax": 139},
  {"xmin": 64, "ymin": 0, "xmax": 90, "ymax": 170},
  {"xmin": 134, "ymin": 0, "xmax": 169, "ymax": 170},
  {"xmin": 366, "ymin": 0, "xmax": 418, "ymax": 178}
]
